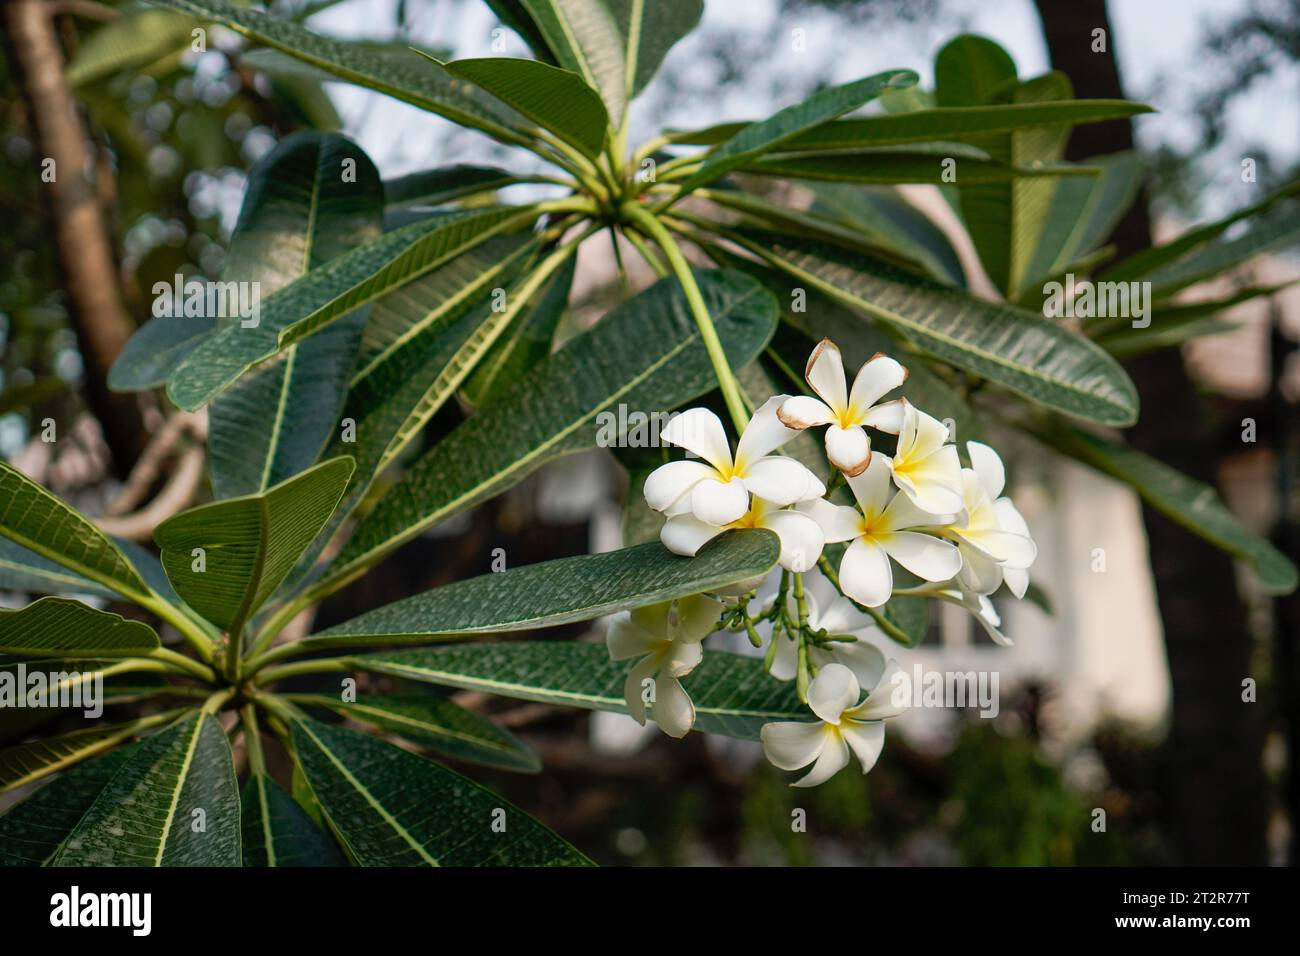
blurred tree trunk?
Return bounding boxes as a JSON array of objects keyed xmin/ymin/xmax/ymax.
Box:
[
  {"xmin": 4, "ymin": 0, "xmax": 144, "ymax": 477},
  {"xmin": 1033, "ymin": 0, "xmax": 1268, "ymax": 864}
]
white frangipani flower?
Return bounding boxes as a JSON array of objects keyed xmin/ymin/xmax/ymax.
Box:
[
  {"xmin": 881, "ymin": 400, "xmax": 964, "ymax": 515},
  {"xmin": 804, "ymin": 454, "xmax": 962, "ymax": 607},
  {"xmin": 946, "ymin": 441, "xmax": 1036, "ymax": 598},
  {"xmin": 643, "ymin": 397, "xmax": 824, "ymax": 527},
  {"xmin": 934, "ymin": 584, "xmax": 1011, "ymax": 646},
  {"xmin": 777, "ymin": 339, "xmax": 907, "ymax": 476},
  {"xmin": 760, "ymin": 661, "xmax": 904, "ymax": 787},
  {"xmin": 661, "ymin": 495, "xmax": 825, "ymax": 572},
  {"xmin": 767, "ymin": 571, "xmax": 889, "ymax": 685},
  {"xmin": 606, "ymin": 595, "xmax": 722, "ymax": 738}
]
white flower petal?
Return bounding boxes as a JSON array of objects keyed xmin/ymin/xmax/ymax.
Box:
[
  {"xmin": 690, "ymin": 476, "xmax": 749, "ymax": 525},
  {"xmin": 879, "ymin": 482, "xmax": 956, "ymax": 531},
  {"xmin": 861, "ymin": 398, "xmax": 906, "ymax": 434},
  {"xmin": 607, "ymin": 615, "xmax": 660, "ymax": 661},
  {"xmin": 623, "ymin": 655, "xmax": 659, "ymax": 725},
  {"xmin": 660, "ymin": 514, "xmax": 724, "ymax": 557},
  {"xmin": 816, "ymin": 594, "xmax": 875, "ymax": 635},
  {"xmin": 825, "ymin": 637, "xmax": 887, "ymax": 690},
  {"xmin": 959, "ymin": 528, "xmax": 1037, "ymax": 568},
  {"xmin": 769, "ymin": 633, "xmax": 800, "ymax": 681},
  {"xmin": 1003, "ymin": 566, "xmax": 1030, "ymax": 599},
  {"xmin": 735, "ymin": 395, "xmax": 800, "ymax": 465},
  {"xmin": 742, "ymin": 456, "xmax": 819, "ymax": 505},
  {"xmin": 824, "ymin": 424, "xmax": 872, "ymax": 476},
  {"xmin": 761, "ymin": 720, "xmax": 829, "ymax": 770},
  {"xmin": 807, "ymin": 661, "xmax": 861, "ymax": 723},
  {"xmin": 762, "ymin": 509, "xmax": 825, "ymax": 572},
  {"xmin": 957, "ymin": 543, "xmax": 1005, "ymax": 595},
  {"xmin": 844, "ymin": 453, "xmax": 893, "ymax": 516},
  {"xmin": 661, "ymin": 407, "xmax": 733, "ymax": 472},
  {"xmin": 839, "ymin": 536, "xmax": 893, "ymax": 607},
  {"xmin": 900, "ymin": 405, "xmax": 951, "ymax": 459},
  {"xmin": 848, "ymin": 353, "xmax": 907, "ymax": 413},
  {"xmin": 805, "ymin": 338, "xmax": 849, "ymax": 413},
  {"xmin": 664, "ymin": 639, "xmax": 704, "ymax": 678},
  {"xmin": 840, "ymin": 721, "xmax": 886, "ymax": 774},
  {"xmin": 674, "ymin": 594, "xmax": 724, "ymax": 642},
  {"xmin": 880, "ymin": 531, "xmax": 963, "ymax": 582},
  {"xmin": 643, "ymin": 459, "xmax": 716, "ymax": 513},
  {"xmin": 651, "ymin": 673, "xmax": 696, "ymax": 738},
  {"xmin": 851, "ymin": 660, "xmax": 908, "ymax": 720},
  {"xmin": 798, "ymin": 498, "xmax": 863, "ymax": 544},
  {"xmin": 793, "ymin": 731, "xmax": 850, "ymax": 787},
  {"xmin": 777, "ymin": 394, "xmax": 837, "ymax": 430},
  {"xmin": 891, "ymin": 444, "xmax": 965, "ymax": 515},
  {"xmin": 966, "ymin": 441, "xmax": 1006, "ymax": 499}
]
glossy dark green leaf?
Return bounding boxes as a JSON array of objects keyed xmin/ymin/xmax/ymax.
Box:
[
  {"xmin": 290, "ymin": 693, "xmax": 540, "ymax": 773},
  {"xmin": 0, "ymin": 463, "xmax": 152, "ymax": 602},
  {"xmin": 155, "ymin": 457, "xmax": 353, "ymax": 634},
  {"xmin": 676, "ymin": 69, "xmax": 918, "ymax": 195},
  {"xmin": 440, "ymin": 57, "xmax": 609, "ymax": 159},
  {"xmin": 668, "ymin": 100, "xmax": 1155, "ymax": 149},
  {"xmin": 241, "ymin": 773, "xmax": 345, "ymax": 867},
  {"xmin": 313, "ymin": 269, "xmax": 778, "ymax": 596},
  {"xmin": 167, "ymin": 205, "xmax": 530, "ymax": 411},
  {"xmin": 0, "ymin": 538, "xmax": 114, "ymax": 599},
  {"xmin": 725, "ymin": 230, "xmax": 1138, "ymax": 425},
  {"xmin": 0, "ymin": 748, "xmax": 130, "ymax": 866},
  {"xmin": 290, "ymin": 718, "xmax": 590, "ymax": 865},
  {"xmin": 304, "ymin": 530, "xmax": 778, "ymax": 649},
  {"xmin": 607, "ymin": 0, "xmax": 703, "ymax": 100},
  {"xmin": 0, "ymin": 713, "xmax": 176, "ymax": 794},
  {"xmin": 108, "ymin": 315, "xmax": 215, "ymax": 392},
  {"xmin": 65, "ymin": 9, "xmax": 197, "ymax": 87},
  {"xmin": 519, "ymin": 0, "xmax": 627, "ymax": 123},
  {"xmin": 352, "ymin": 642, "xmax": 807, "ymax": 739},
  {"xmin": 209, "ymin": 133, "xmax": 383, "ymax": 499},
  {"xmin": 1035, "ymin": 423, "xmax": 1298, "ymax": 594},
  {"xmin": 745, "ymin": 144, "xmax": 1094, "ymax": 185},
  {"xmin": 155, "ymin": 0, "xmax": 533, "ymax": 146},
  {"xmin": 384, "ymin": 165, "xmax": 529, "ymax": 207},
  {"xmin": 0, "ymin": 598, "xmax": 159, "ymax": 658},
  {"xmin": 52, "ymin": 713, "xmax": 241, "ymax": 866}
]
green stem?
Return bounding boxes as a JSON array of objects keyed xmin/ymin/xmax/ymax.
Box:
[
  {"xmin": 622, "ymin": 203, "xmax": 749, "ymax": 432},
  {"xmin": 623, "ymin": 226, "xmax": 668, "ymax": 277},
  {"xmin": 149, "ymin": 647, "xmax": 216, "ymax": 683},
  {"xmin": 254, "ymin": 657, "xmax": 350, "ymax": 688},
  {"xmin": 139, "ymin": 593, "xmax": 217, "ymax": 664},
  {"xmin": 241, "ymin": 705, "xmax": 267, "ymax": 775},
  {"xmin": 200, "ymin": 687, "xmax": 237, "ymax": 715}
]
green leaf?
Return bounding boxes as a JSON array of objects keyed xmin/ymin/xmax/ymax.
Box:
[
  {"xmin": 745, "ymin": 144, "xmax": 1095, "ymax": 185},
  {"xmin": 0, "ymin": 462, "xmax": 152, "ymax": 602},
  {"xmin": 669, "ymin": 100, "xmax": 1156, "ymax": 149},
  {"xmin": 439, "ymin": 56, "xmax": 609, "ymax": 159},
  {"xmin": 315, "ymin": 269, "xmax": 779, "ymax": 596},
  {"xmin": 934, "ymin": 34, "xmax": 1018, "ymax": 108},
  {"xmin": 166, "ymin": 205, "xmax": 529, "ymax": 411},
  {"xmin": 0, "ymin": 748, "xmax": 131, "ymax": 866},
  {"xmin": 1035, "ymin": 423, "xmax": 1298, "ymax": 594},
  {"xmin": 1140, "ymin": 203, "xmax": 1300, "ymax": 299},
  {"xmin": 155, "ymin": 457, "xmax": 354, "ymax": 634},
  {"xmin": 607, "ymin": 0, "xmax": 703, "ymax": 100},
  {"xmin": 241, "ymin": 773, "xmax": 345, "ymax": 867},
  {"xmin": 0, "ymin": 713, "xmax": 175, "ymax": 795},
  {"xmin": 108, "ymin": 316, "xmax": 215, "ymax": 392},
  {"xmin": 352, "ymin": 642, "xmax": 808, "ymax": 739},
  {"xmin": 290, "ymin": 693, "xmax": 540, "ymax": 773},
  {"xmin": 209, "ymin": 132, "xmax": 383, "ymax": 499},
  {"xmin": 1100, "ymin": 182, "xmax": 1300, "ymax": 283},
  {"xmin": 676, "ymin": 69, "xmax": 918, "ymax": 195},
  {"xmin": 806, "ymin": 183, "xmax": 967, "ymax": 286},
  {"xmin": 290, "ymin": 717, "xmax": 590, "ymax": 865},
  {"xmin": 483, "ymin": 1, "xmax": 558, "ymax": 64},
  {"xmin": 153, "ymin": 0, "xmax": 533, "ymax": 147},
  {"xmin": 384, "ymin": 165, "xmax": 529, "ymax": 207},
  {"xmin": 519, "ymin": 0, "xmax": 627, "ymax": 124},
  {"xmin": 65, "ymin": 9, "xmax": 197, "ymax": 87},
  {"xmin": 304, "ymin": 530, "xmax": 778, "ymax": 650},
  {"xmin": 0, "ymin": 538, "xmax": 115, "ymax": 599},
  {"xmin": 52, "ymin": 713, "xmax": 242, "ymax": 866},
  {"xmin": 725, "ymin": 230, "xmax": 1138, "ymax": 425},
  {"xmin": 0, "ymin": 598, "xmax": 159, "ymax": 658},
  {"xmin": 461, "ymin": 253, "xmax": 574, "ymax": 407}
]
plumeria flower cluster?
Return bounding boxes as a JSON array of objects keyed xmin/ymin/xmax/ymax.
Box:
[{"xmin": 606, "ymin": 338, "xmax": 1039, "ymax": 787}]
